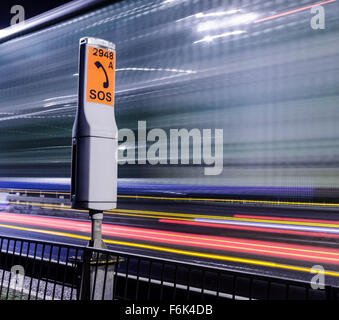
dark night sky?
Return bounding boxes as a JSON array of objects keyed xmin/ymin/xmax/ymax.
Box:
[{"xmin": 0, "ymin": 0, "xmax": 73, "ymax": 29}]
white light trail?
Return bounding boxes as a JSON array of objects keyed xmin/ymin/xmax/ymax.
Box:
[
  {"xmin": 194, "ymin": 30, "xmax": 246, "ymax": 44},
  {"xmin": 197, "ymin": 13, "xmax": 258, "ymax": 32},
  {"xmin": 116, "ymin": 67, "xmax": 196, "ymax": 74},
  {"xmin": 195, "ymin": 9, "xmax": 241, "ymax": 18},
  {"xmin": 43, "ymin": 94, "xmax": 77, "ymax": 102}
]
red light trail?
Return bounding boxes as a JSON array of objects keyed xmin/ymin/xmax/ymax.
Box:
[
  {"xmin": 234, "ymin": 215, "xmax": 339, "ymax": 225},
  {"xmin": 159, "ymin": 218, "xmax": 339, "ymax": 239},
  {"xmin": 254, "ymin": 0, "xmax": 336, "ymax": 24},
  {"xmin": 1, "ymin": 212, "xmax": 339, "ymax": 265}
]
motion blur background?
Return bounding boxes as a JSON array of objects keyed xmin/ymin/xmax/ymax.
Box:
[
  {"xmin": 0, "ymin": 0, "xmax": 339, "ymax": 200},
  {"xmin": 1, "ymin": 0, "xmax": 339, "ymax": 289},
  {"xmin": 0, "ymin": 0, "xmax": 71, "ymax": 29}
]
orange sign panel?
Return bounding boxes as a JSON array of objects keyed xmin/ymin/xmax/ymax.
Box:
[{"xmin": 86, "ymin": 46, "xmax": 115, "ymax": 106}]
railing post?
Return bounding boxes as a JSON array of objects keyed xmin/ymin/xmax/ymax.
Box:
[
  {"xmin": 89, "ymin": 253, "xmax": 117, "ymax": 300},
  {"xmin": 87, "ymin": 210, "xmax": 117, "ymax": 300},
  {"xmin": 325, "ymin": 286, "xmax": 335, "ymax": 301},
  {"xmin": 79, "ymin": 245, "xmax": 119, "ymax": 301},
  {"xmin": 79, "ymin": 248, "xmax": 91, "ymax": 300}
]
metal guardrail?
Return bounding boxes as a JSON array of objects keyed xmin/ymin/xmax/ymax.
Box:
[
  {"xmin": 0, "ymin": 234, "xmax": 338, "ymax": 301},
  {"xmin": 0, "ymin": 236, "xmax": 81, "ymax": 300}
]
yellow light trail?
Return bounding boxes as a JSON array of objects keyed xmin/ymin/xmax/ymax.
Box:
[
  {"xmin": 0, "ymin": 222, "xmax": 338, "ymax": 277},
  {"xmin": 2, "ymin": 188, "xmax": 339, "ymax": 207},
  {"xmin": 1, "ymin": 210, "xmax": 339, "ymax": 258},
  {"xmin": 3, "ymin": 200, "xmax": 339, "ymax": 230},
  {"xmin": 118, "ymin": 195, "xmax": 339, "ymax": 208}
]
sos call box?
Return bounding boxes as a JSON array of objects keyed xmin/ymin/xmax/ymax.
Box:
[
  {"xmin": 71, "ymin": 37, "xmax": 118, "ymax": 211},
  {"xmin": 86, "ymin": 44, "xmax": 115, "ymax": 105}
]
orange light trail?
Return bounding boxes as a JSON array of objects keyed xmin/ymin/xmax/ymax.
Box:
[{"xmin": 254, "ymin": 0, "xmax": 336, "ymax": 24}]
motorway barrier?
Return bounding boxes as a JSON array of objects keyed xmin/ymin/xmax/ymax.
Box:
[{"xmin": 0, "ymin": 234, "xmax": 338, "ymax": 301}]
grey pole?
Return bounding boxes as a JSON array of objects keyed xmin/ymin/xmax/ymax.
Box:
[{"xmin": 89, "ymin": 210, "xmax": 106, "ymax": 249}]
